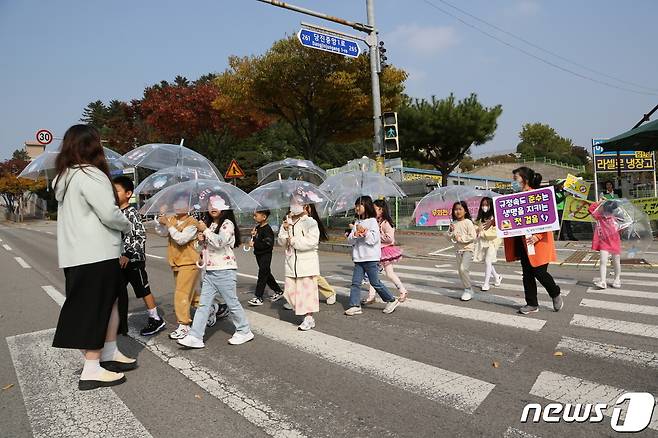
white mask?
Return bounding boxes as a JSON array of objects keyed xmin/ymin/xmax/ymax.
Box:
[{"xmin": 482, "ymin": 206, "xmax": 490, "ymax": 213}]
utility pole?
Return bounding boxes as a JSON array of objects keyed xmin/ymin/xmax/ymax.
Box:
[{"xmin": 255, "ymin": 0, "xmax": 385, "ymax": 175}]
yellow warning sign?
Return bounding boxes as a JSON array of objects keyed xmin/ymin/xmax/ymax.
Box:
[{"xmin": 225, "ymin": 159, "xmax": 245, "ymax": 179}]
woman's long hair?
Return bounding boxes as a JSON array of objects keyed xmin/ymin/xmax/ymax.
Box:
[
  {"xmin": 373, "ymin": 199, "xmax": 395, "ymax": 228},
  {"xmin": 475, "ymin": 197, "xmax": 494, "ymax": 223},
  {"xmin": 305, "ymin": 203, "xmax": 328, "ymax": 242},
  {"xmin": 203, "ymin": 210, "xmax": 241, "ymax": 248},
  {"xmin": 54, "ymin": 124, "xmax": 115, "ymax": 201}
]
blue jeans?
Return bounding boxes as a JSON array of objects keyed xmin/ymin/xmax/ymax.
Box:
[
  {"xmin": 349, "ymin": 261, "xmax": 395, "ymax": 307},
  {"xmin": 190, "ymin": 269, "xmax": 250, "ymax": 340}
]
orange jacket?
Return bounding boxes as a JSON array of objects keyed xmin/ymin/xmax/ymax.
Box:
[{"xmin": 503, "ymin": 231, "xmax": 557, "ymax": 267}]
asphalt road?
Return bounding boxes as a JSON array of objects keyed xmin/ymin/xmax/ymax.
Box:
[{"xmin": 0, "ymin": 220, "xmax": 657, "ymax": 438}]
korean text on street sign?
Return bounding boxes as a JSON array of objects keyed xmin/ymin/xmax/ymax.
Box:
[
  {"xmin": 563, "ymin": 174, "xmax": 591, "ymax": 199},
  {"xmin": 224, "ymin": 159, "xmax": 245, "ymax": 179},
  {"xmin": 297, "ymin": 28, "xmax": 360, "ymax": 58},
  {"xmin": 36, "ymin": 129, "xmax": 53, "ymax": 145},
  {"xmin": 493, "ymin": 187, "xmax": 560, "ymax": 238}
]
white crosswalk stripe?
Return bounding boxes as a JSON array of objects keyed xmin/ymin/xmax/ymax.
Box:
[
  {"xmin": 247, "ymin": 310, "xmax": 496, "ymax": 414},
  {"xmin": 579, "ymin": 298, "xmax": 658, "ymax": 316},
  {"xmin": 239, "ymin": 272, "xmax": 547, "ymax": 331},
  {"xmin": 325, "ymin": 273, "xmax": 563, "ymax": 316},
  {"xmin": 587, "ymin": 286, "xmax": 658, "ymax": 301},
  {"xmin": 6, "ymin": 329, "xmax": 152, "ymax": 438},
  {"xmin": 556, "ymin": 336, "xmax": 658, "ymax": 369},
  {"xmin": 570, "ymin": 314, "xmax": 658, "ymax": 339},
  {"xmin": 14, "ymin": 256, "xmax": 31, "ymax": 268},
  {"xmin": 529, "ymin": 371, "xmax": 658, "ymax": 432}
]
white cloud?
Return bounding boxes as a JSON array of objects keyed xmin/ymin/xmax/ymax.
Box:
[{"xmin": 386, "ymin": 24, "xmax": 458, "ymax": 56}]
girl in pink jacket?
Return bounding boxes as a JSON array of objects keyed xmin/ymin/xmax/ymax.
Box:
[
  {"xmin": 589, "ymin": 200, "xmax": 622, "ymax": 289},
  {"xmin": 362, "ymin": 199, "xmax": 409, "ymax": 304}
]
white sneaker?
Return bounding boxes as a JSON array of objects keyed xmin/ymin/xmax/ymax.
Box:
[
  {"xmin": 593, "ymin": 279, "xmax": 607, "ymax": 289},
  {"xmin": 481, "ymin": 283, "xmax": 490, "ymax": 292},
  {"xmin": 207, "ymin": 303, "xmax": 219, "ymax": 327},
  {"xmin": 283, "ymin": 302, "xmax": 293, "ymax": 310},
  {"xmin": 298, "ymin": 316, "xmax": 315, "ymax": 331},
  {"xmin": 326, "ymin": 293, "xmax": 337, "ymax": 305},
  {"xmin": 461, "ymin": 289, "xmax": 473, "ymax": 301},
  {"xmin": 494, "ymin": 274, "xmax": 503, "ymax": 287},
  {"xmin": 382, "ymin": 299, "xmax": 400, "ymax": 314},
  {"xmin": 612, "ymin": 279, "xmax": 622, "ymax": 289},
  {"xmin": 169, "ymin": 324, "xmax": 190, "ymax": 340},
  {"xmin": 228, "ymin": 331, "xmax": 255, "ymax": 345},
  {"xmin": 344, "ymin": 306, "xmax": 363, "ymax": 316},
  {"xmin": 177, "ymin": 334, "xmax": 204, "ymax": 349}
]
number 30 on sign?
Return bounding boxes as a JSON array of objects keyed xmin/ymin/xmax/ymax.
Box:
[{"xmin": 36, "ymin": 129, "xmax": 53, "ymax": 145}]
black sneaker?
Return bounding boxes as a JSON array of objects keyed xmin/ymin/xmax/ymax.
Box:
[
  {"xmin": 140, "ymin": 317, "xmax": 166, "ymax": 336},
  {"xmin": 270, "ymin": 292, "xmax": 284, "ymax": 302},
  {"xmin": 216, "ymin": 304, "xmax": 230, "ymax": 319},
  {"xmin": 248, "ymin": 297, "xmax": 264, "ymax": 306}
]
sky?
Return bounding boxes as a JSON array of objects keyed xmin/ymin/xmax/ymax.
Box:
[{"xmin": 1, "ymin": 0, "xmax": 657, "ymax": 160}]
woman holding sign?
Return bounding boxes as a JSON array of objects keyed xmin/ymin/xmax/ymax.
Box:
[{"xmin": 503, "ymin": 167, "xmax": 563, "ymax": 315}]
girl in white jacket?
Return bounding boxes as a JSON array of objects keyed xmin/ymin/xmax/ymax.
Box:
[
  {"xmin": 178, "ymin": 195, "xmax": 254, "ymax": 348},
  {"xmin": 345, "ymin": 196, "xmax": 399, "ymax": 316},
  {"xmin": 278, "ymin": 199, "xmax": 321, "ymax": 331}
]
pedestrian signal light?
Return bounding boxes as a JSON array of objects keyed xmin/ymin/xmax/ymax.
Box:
[{"xmin": 382, "ymin": 111, "xmax": 399, "ymax": 153}]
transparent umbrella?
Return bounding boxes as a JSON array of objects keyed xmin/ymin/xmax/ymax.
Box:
[
  {"xmin": 413, "ymin": 186, "xmax": 498, "ymax": 227},
  {"xmin": 121, "ymin": 143, "xmax": 221, "ymax": 177},
  {"xmin": 134, "ymin": 166, "xmax": 223, "ymax": 197},
  {"xmin": 249, "ymin": 180, "xmax": 332, "ymax": 214},
  {"xmin": 319, "ymin": 170, "xmax": 406, "ymax": 214},
  {"xmin": 591, "ymin": 199, "xmax": 654, "ymax": 262},
  {"xmin": 257, "ymin": 158, "xmax": 327, "ymax": 185},
  {"xmin": 139, "ymin": 179, "xmax": 259, "ymax": 217},
  {"xmin": 18, "ymin": 144, "xmax": 124, "ymax": 180}
]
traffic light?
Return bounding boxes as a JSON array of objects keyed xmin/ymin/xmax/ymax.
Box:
[
  {"xmin": 382, "ymin": 111, "xmax": 399, "ymax": 153},
  {"xmin": 378, "ymin": 41, "xmax": 388, "ymax": 70}
]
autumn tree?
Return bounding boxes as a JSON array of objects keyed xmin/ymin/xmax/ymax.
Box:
[
  {"xmin": 0, "ymin": 158, "xmax": 46, "ymax": 221},
  {"xmin": 399, "ymin": 94, "xmax": 502, "ymax": 186},
  {"xmin": 214, "ymin": 36, "xmax": 407, "ymax": 160}
]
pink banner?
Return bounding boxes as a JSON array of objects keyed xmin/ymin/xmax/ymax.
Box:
[{"xmin": 415, "ymin": 198, "xmax": 482, "ymax": 226}]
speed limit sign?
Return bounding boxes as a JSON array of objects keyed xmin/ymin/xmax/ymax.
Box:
[{"xmin": 36, "ymin": 129, "xmax": 53, "ymax": 145}]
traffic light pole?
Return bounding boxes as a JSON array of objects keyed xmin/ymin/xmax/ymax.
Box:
[
  {"xmin": 366, "ymin": 0, "xmax": 386, "ymax": 176},
  {"xmin": 255, "ymin": 0, "xmax": 386, "ymax": 175}
]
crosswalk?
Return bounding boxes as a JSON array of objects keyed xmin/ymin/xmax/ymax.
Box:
[{"xmin": 5, "ymin": 256, "xmax": 658, "ymax": 437}]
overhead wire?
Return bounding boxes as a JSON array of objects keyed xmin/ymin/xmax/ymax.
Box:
[{"xmin": 421, "ymin": 0, "xmax": 658, "ymax": 96}]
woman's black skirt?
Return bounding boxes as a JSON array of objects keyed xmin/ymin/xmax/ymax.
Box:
[{"xmin": 52, "ymin": 258, "xmax": 128, "ymax": 350}]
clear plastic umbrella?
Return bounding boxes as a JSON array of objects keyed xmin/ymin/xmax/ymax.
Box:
[
  {"xmin": 591, "ymin": 199, "xmax": 654, "ymax": 262},
  {"xmin": 139, "ymin": 179, "xmax": 259, "ymax": 216},
  {"xmin": 257, "ymin": 158, "xmax": 327, "ymax": 185},
  {"xmin": 121, "ymin": 143, "xmax": 222, "ymax": 177},
  {"xmin": 249, "ymin": 180, "xmax": 332, "ymax": 214},
  {"xmin": 18, "ymin": 144, "xmax": 124, "ymax": 180},
  {"xmin": 413, "ymin": 186, "xmax": 498, "ymax": 226},
  {"xmin": 134, "ymin": 166, "xmax": 223, "ymax": 196},
  {"xmin": 319, "ymin": 170, "xmax": 406, "ymax": 214}
]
